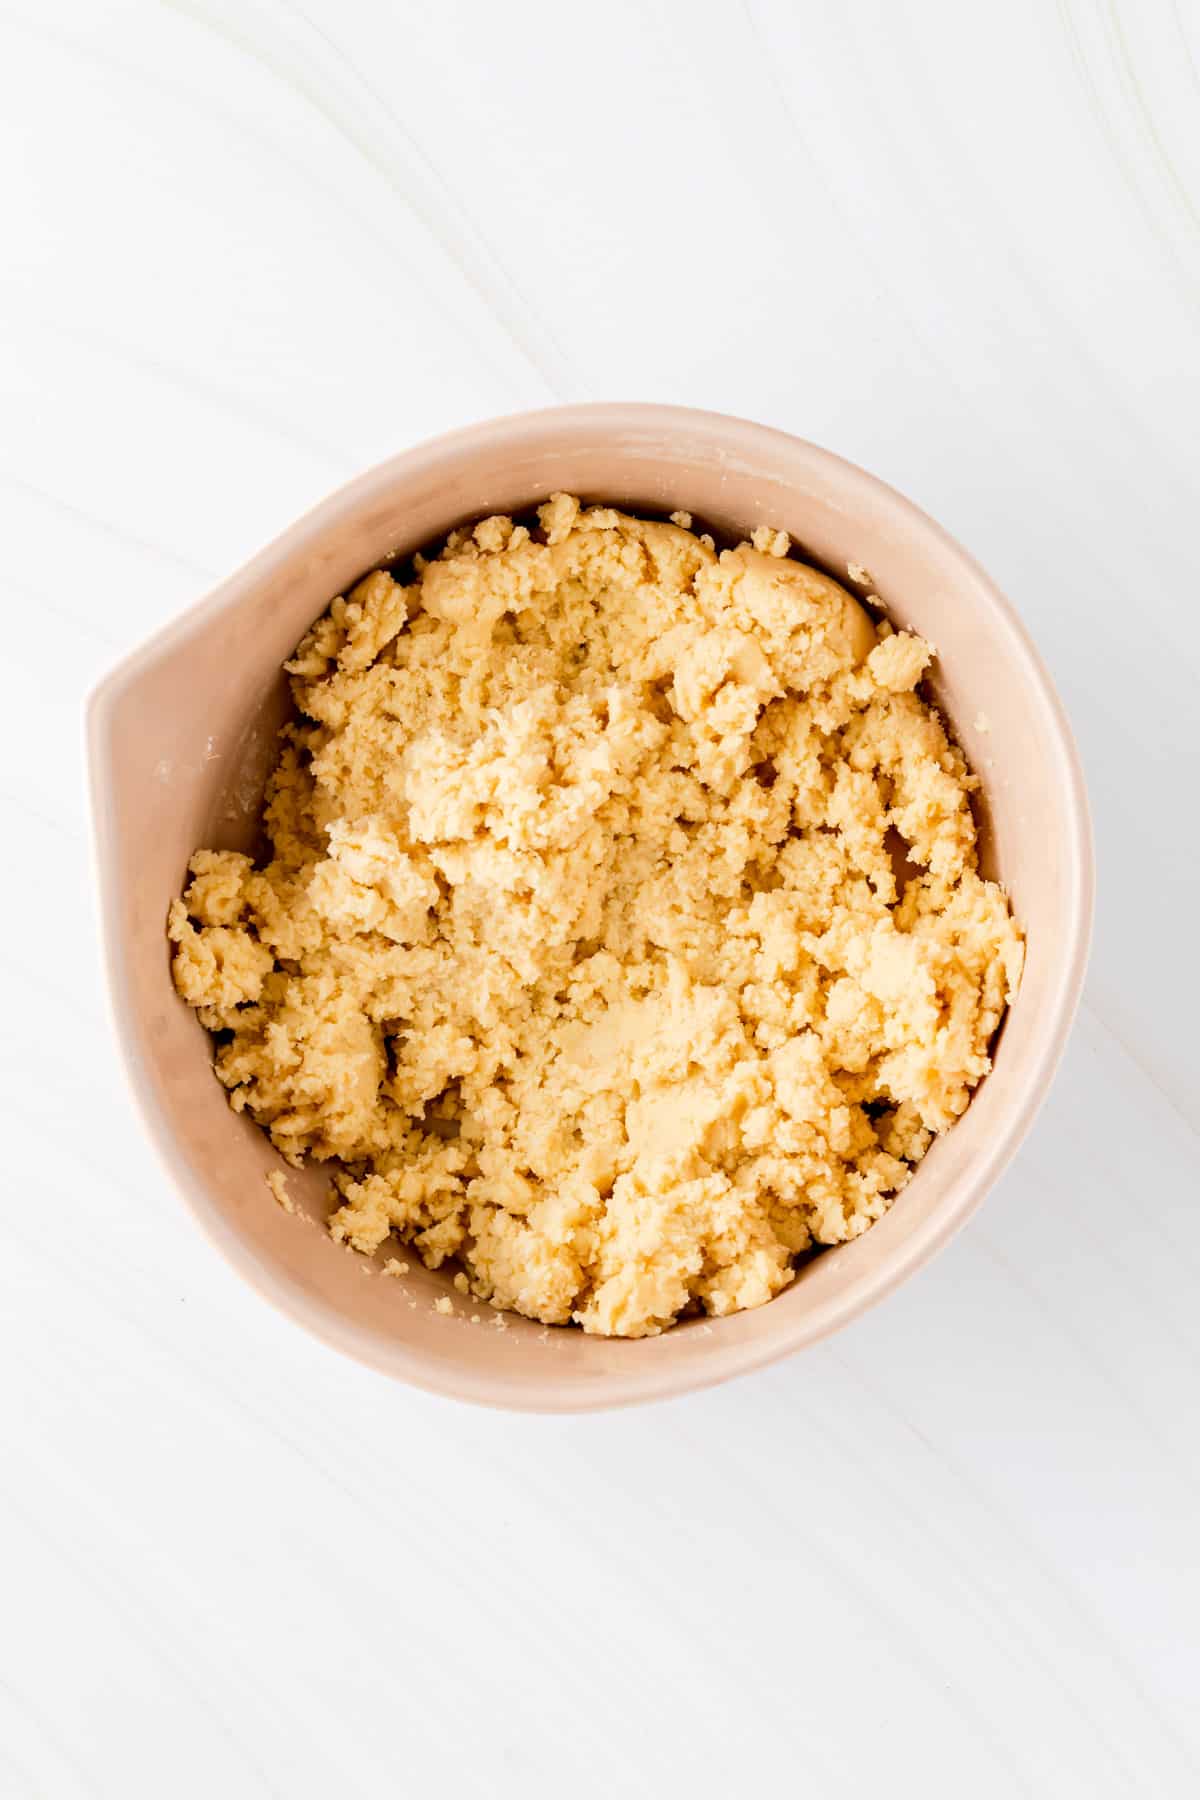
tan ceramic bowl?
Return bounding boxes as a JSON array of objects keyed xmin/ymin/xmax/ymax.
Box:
[{"xmin": 89, "ymin": 404, "xmax": 1092, "ymax": 1411}]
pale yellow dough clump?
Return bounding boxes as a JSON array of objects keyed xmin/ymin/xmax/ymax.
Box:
[{"xmin": 169, "ymin": 496, "xmax": 1022, "ymax": 1337}]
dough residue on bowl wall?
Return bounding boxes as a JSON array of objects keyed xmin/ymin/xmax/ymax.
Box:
[{"xmin": 168, "ymin": 495, "xmax": 1023, "ymax": 1337}]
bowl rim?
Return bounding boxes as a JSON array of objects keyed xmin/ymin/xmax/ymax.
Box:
[{"xmin": 87, "ymin": 402, "xmax": 1095, "ymax": 1412}]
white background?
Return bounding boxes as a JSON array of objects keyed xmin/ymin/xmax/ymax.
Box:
[{"xmin": 2, "ymin": 2, "xmax": 1198, "ymax": 1794}]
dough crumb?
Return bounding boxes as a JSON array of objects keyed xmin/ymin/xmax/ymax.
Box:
[
  {"xmin": 170, "ymin": 500, "xmax": 1022, "ymax": 1339},
  {"xmin": 751, "ymin": 525, "xmax": 790, "ymax": 557},
  {"xmin": 974, "ymin": 711, "xmax": 992, "ymax": 733},
  {"xmin": 265, "ymin": 1169, "xmax": 294, "ymax": 1214},
  {"xmin": 847, "ymin": 561, "xmax": 875, "ymax": 587},
  {"xmin": 867, "ymin": 629, "xmax": 933, "ymax": 693}
]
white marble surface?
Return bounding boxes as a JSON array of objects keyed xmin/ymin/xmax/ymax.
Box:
[{"xmin": 2, "ymin": 1, "xmax": 1198, "ymax": 1793}]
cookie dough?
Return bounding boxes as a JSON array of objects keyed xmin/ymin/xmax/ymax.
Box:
[{"xmin": 169, "ymin": 496, "xmax": 1022, "ymax": 1337}]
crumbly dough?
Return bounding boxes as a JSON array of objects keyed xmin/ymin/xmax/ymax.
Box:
[{"xmin": 169, "ymin": 496, "xmax": 1022, "ymax": 1337}]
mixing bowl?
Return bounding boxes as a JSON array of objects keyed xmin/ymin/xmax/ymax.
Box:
[{"xmin": 88, "ymin": 404, "xmax": 1093, "ymax": 1410}]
